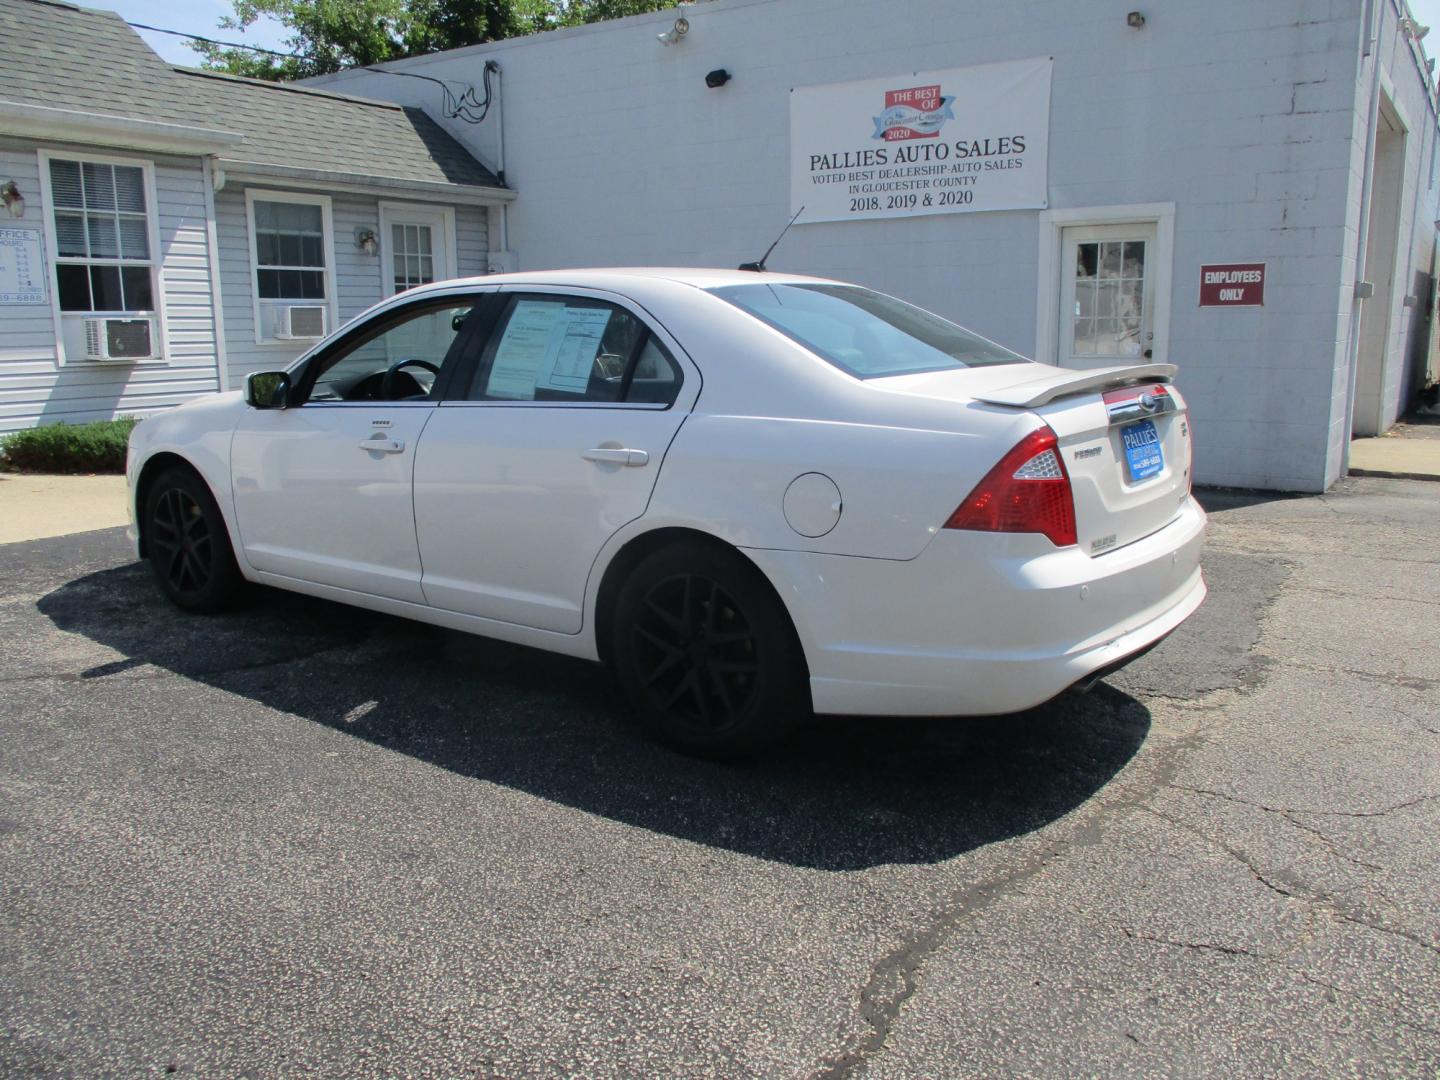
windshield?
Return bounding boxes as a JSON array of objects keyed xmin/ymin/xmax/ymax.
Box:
[{"xmin": 709, "ymin": 283, "xmax": 1028, "ymax": 379}]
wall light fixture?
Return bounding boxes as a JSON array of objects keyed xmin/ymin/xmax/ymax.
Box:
[{"xmin": 1, "ymin": 180, "xmax": 23, "ymax": 219}]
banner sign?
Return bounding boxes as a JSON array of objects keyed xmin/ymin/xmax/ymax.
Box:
[
  {"xmin": 0, "ymin": 227, "xmax": 46, "ymax": 305},
  {"xmin": 790, "ymin": 58, "xmax": 1052, "ymax": 225},
  {"xmin": 1199, "ymin": 263, "xmax": 1265, "ymax": 307}
]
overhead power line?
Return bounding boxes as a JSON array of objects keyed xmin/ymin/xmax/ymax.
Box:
[
  {"xmin": 125, "ymin": 20, "xmax": 307, "ymax": 60},
  {"xmin": 126, "ymin": 18, "xmax": 497, "ymax": 126}
]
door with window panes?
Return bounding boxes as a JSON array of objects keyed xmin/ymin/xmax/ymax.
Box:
[
  {"xmin": 1058, "ymin": 223, "xmax": 1157, "ymax": 370},
  {"xmin": 380, "ymin": 205, "xmax": 452, "ymax": 297}
]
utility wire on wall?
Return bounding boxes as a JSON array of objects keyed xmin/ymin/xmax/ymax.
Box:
[{"xmin": 363, "ymin": 62, "xmax": 498, "ymax": 124}]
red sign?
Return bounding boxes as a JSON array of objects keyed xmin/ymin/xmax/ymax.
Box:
[
  {"xmin": 879, "ymin": 84, "xmax": 946, "ymax": 141},
  {"xmin": 1199, "ymin": 263, "xmax": 1265, "ymax": 307}
]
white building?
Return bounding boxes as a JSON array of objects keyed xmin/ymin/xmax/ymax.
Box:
[{"xmin": 309, "ymin": 0, "xmax": 1440, "ymax": 492}]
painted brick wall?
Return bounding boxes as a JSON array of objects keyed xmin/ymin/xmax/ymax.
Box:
[{"xmin": 313, "ymin": 0, "xmax": 1440, "ymax": 490}]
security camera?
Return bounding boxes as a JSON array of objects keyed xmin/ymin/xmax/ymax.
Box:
[{"xmin": 658, "ymin": 16, "xmax": 689, "ymax": 45}]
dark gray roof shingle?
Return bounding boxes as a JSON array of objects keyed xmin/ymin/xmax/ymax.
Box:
[
  {"xmin": 0, "ymin": 0, "xmax": 199, "ymax": 126},
  {"xmin": 173, "ymin": 69, "xmax": 501, "ymax": 188},
  {"xmin": 0, "ymin": 0, "xmax": 502, "ymax": 191}
]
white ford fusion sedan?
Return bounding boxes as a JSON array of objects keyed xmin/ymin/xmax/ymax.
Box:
[{"xmin": 127, "ymin": 268, "xmax": 1205, "ymax": 756}]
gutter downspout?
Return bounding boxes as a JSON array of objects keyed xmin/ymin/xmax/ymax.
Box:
[
  {"xmin": 490, "ymin": 60, "xmax": 509, "ymax": 256},
  {"xmin": 202, "ymin": 155, "xmax": 230, "ymax": 394},
  {"xmin": 1341, "ymin": 0, "xmax": 1386, "ymax": 474}
]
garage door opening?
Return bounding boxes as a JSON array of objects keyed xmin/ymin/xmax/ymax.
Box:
[{"xmin": 1353, "ymin": 93, "xmax": 1408, "ymax": 438}]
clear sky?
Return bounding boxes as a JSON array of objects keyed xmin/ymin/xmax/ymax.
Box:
[
  {"xmin": 83, "ymin": 0, "xmax": 291, "ymax": 67},
  {"xmin": 84, "ymin": 0, "xmax": 1440, "ymax": 77}
]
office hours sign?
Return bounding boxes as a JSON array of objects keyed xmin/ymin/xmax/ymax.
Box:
[
  {"xmin": 790, "ymin": 57, "xmax": 1052, "ymax": 224},
  {"xmin": 0, "ymin": 228, "xmax": 46, "ymax": 305}
]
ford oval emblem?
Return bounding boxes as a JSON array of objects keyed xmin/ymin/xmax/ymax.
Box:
[{"xmin": 1139, "ymin": 392, "xmax": 1159, "ymax": 412}]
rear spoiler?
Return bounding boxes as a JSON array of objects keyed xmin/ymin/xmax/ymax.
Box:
[{"xmin": 971, "ymin": 363, "xmax": 1177, "ymax": 408}]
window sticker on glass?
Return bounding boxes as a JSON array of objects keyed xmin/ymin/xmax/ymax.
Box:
[{"xmin": 485, "ymin": 300, "xmax": 612, "ymax": 399}]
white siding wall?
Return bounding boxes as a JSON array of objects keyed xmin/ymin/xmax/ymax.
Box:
[
  {"xmin": 215, "ymin": 184, "xmax": 488, "ymax": 387},
  {"xmin": 313, "ymin": 0, "xmax": 1440, "ymax": 491},
  {"xmin": 0, "ymin": 138, "xmax": 221, "ymax": 431}
]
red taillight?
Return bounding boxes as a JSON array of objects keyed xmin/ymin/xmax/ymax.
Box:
[{"xmin": 945, "ymin": 426, "xmax": 1078, "ymax": 547}]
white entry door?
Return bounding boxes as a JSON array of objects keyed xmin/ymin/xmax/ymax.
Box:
[
  {"xmin": 1059, "ymin": 223, "xmax": 1157, "ymax": 369},
  {"xmin": 379, "ymin": 203, "xmax": 456, "ymax": 297}
]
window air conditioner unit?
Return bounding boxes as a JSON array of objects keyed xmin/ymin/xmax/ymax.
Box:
[
  {"xmin": 83, "ymin": 317, "xmax": 155, "ymax": 361},
  {"xmin": 274, "ymin": 304, "xmax": 327, "ymax": 340}
]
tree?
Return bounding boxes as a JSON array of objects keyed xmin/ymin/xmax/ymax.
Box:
[{"xmin": 195, "ymin": 0, "xmax": 678, "ymax": 80}]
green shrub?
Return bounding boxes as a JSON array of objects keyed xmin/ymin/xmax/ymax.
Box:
[{"xmin": 0, "ymin": 417, "xmax": 139, "ymax": 474}]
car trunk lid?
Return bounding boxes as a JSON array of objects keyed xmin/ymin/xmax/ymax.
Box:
[{"xmin": 871, "ymin": 361, "xmax": 1192, "ymax": 556}]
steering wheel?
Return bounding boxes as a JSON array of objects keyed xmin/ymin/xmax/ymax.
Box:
[{"xmin": 380, "ymin": 358, "xmax": 441, "ymax": 400}]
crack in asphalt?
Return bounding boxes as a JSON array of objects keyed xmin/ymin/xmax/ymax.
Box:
[
  {"xmin": 1275, "ymin": 813, "xmax": 1385, "ymax": 873},
  {"xmin": 813, "ymin": 721, "xmax": 1217, "ymax": 1079},
  {"xmin": 1290, "ymin": 582, "xmax": 1440, "ymax": 607},
  {"xmin": 811, "ymin": 534, "xmax": 1436, "ymax": 1078},
  {"xmin": 1298, "ymin": 973, "xmax": 1440, "ymax": 1039},
  {"xmin": 811, "ymin": 836, "xmax": 1074, "ymax": 1080},
  {"xmin": 1119, "ymin": 927, "xmax": 1264, "ymax": 960},
  {"xmin": 1270, "ymin": 658, "xmax": 1438, "ymax": 694},
  {"xmin": 1334, "ymin": 913, "xmax": 1440, "ymax": 957},
  {"xmin": 1131, "ymin": 803, "xmax": 1298, "ymax": 900},
  {"xmin": 1170, "ymin": 784, "xmax": 1440, "ymax": 820}
]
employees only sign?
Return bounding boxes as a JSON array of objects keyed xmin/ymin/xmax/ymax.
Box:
[
  {"xmin": 1199, "ymin": 263, "xmax": 1265, "ymax": 306},
  {"xmin": 790, "ymin": 57, "xmax": 1052, "ymax": 224}
]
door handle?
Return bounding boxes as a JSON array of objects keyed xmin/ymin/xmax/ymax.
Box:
[
  {"xmin": 583, "ymin": 447, "xmax": 649, "ymax": 467},
  {"xmin": 358, "ymin": 436, "xmax": 406, "ymax": 454}
]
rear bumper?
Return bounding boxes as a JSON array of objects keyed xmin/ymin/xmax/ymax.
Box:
[{"xmin": 743, "ymin": 496, "xmax": 1207, "ymax": 716}]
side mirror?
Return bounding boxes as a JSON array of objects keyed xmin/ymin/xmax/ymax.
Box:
[{"xmin": 244, "ymin": 370, "xmax": 291, "ymax": 409}]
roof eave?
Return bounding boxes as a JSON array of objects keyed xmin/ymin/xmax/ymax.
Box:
[
  {"xmin": 0, "ymin": 101, "xmax": 245, "ymax": 155},
  {"xmin": 216, "ymin": 159, "xmax": 515, "ymax": 204}
]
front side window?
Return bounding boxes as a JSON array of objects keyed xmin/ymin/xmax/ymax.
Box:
[
  {"xmin": 709, "ymin": 283, "xmax": 1029, "ymax": 379},
  {"xmin": 467, "ymin": 295, "xmax": 682, "ymax": 406},
  {"xmin": 304, "ymin": 300, "xmax": 478, "ymax": 403},
  {"xmin": 48, "ymin": 158, "xmax": 154, "ymax": 313}
]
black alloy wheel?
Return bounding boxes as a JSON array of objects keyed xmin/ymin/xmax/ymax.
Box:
[
  {"xmin": 633, "ymin": 572, "xmax": 761, "ymax": 730},
  {"xmin": 144, "ymin": 467, "xmax": 244, "ymax": 613},
  {"xmin": 612, "ymin": 542, "xmax": 808, "ymax": 758}
]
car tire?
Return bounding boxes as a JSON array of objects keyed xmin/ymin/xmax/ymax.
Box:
[
  {"xmin": 143, "ymin": 466, "xmax": 245, "ymax": 613},
  {"xmin": 610, "ymin": 541, "xmax": 810, "ymax": 759}
]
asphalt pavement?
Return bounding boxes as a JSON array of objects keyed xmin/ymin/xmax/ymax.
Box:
[{"xmin": 1, "ymin": 478, "xmax": 1436, "ymax": 1077}]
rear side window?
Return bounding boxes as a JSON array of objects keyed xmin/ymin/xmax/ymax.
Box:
[
  {"xmin": 709, "ymin": 283, "xmax": 1028, "ymax": 379},
  {"xmin": 466, "ymin": 295, "xmax": 682, "ymax": 405}
]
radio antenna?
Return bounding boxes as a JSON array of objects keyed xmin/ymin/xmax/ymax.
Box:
[{"xmin": 739, "ymin": 206, "xmax": 804, "ymax": 272}]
